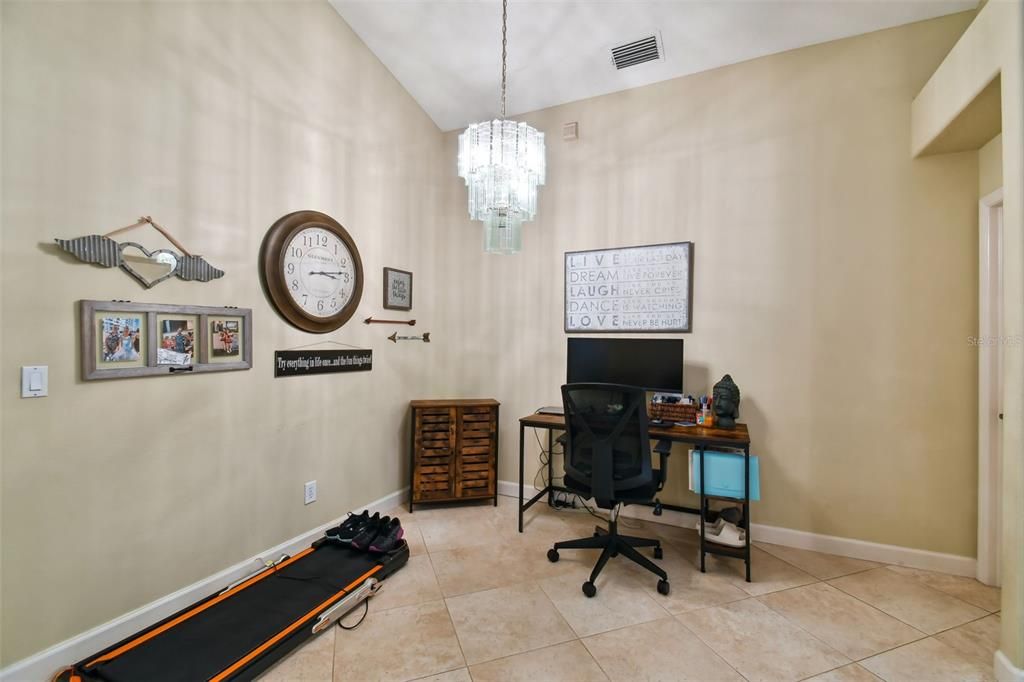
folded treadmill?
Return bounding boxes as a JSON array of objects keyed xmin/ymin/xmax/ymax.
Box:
[{"xmin": 55, "ymin": 537, "xmax": 409, "ymax": 682}]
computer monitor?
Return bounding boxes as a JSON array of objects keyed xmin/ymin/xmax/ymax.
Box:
[{"xmin": 566, "ymin": 338, "xmax": 684, "ymax": 393}]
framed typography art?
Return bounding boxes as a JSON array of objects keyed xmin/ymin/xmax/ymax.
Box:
[
  {"xmin": 383, "ymin": 267, "xmax": 413, "ymax": 311},
  {"xmin": 81, "ymin": 300, "xmax": 252, "ymax": 380},
  {"xmin": 564, "ymin": 241, "xmax": 693, "ymax": 333}
]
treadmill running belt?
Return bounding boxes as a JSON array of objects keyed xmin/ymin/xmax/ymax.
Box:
[{"xmin": 83, "ymin": 544, "xmax": 380, "ymax": 682}]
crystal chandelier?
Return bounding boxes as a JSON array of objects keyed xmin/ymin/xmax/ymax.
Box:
[{"xmin": 457, "ymin": 0, "xmax": 546, "ymax": 254}]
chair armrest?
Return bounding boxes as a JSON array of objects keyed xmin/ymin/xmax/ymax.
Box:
[
  {"xmin": 555, "ymin": 433, "xmax": 568, "ymax": 448},
  {"xmin": 654, "ymin": 440, "xmax": 671, "ymax": 490}
]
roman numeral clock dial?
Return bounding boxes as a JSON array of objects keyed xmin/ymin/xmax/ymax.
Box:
[{"xmin": 260, "ymin": 211, "xmax": 364, "ymax": 333}]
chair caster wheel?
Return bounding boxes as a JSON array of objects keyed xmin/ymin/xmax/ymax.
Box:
[
  {"xmin": 582, "ymin": 581, "xmax": 597, "ymax": 598},
  {"xmin": 654, "ymin": 546, "xmax": 663, "ymax": 559},
  {"xmin": 653, "ymin": 501, "xmax": 663, "ymax": 516},
  {"xmin": 611, "ymin": 550, "xmax": 619, "ymax": 558},
  {"xmin": 657, "ymin": 579, "xmax": 670, "ymax": 596},
  {"xmin": 547, "ymin": 549, "xmax": 559, "ymax": 563}
]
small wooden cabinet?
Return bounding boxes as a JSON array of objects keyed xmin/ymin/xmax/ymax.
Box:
[{"xmin": 409, "ymin": 399, "xmax": 499, "ymax": 511}]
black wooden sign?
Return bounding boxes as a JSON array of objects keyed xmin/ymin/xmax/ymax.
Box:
[{"xmin": 274, "ymin": 349, "xmax": 372, "ymax": 377}]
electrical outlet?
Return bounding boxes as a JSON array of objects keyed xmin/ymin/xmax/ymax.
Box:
[{"xmin": 304, "ymin": 480, "xmax": 317, "ymax": 505}]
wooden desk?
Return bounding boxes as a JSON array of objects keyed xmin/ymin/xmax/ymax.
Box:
[{"xmin": 518, "ymin": 412, "xmax": 754, "ymax": 581}]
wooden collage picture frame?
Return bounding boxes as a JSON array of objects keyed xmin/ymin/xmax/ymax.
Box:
[{"xmin": 81, "ymin": 300, "xmax": 252, "ymax": 380}]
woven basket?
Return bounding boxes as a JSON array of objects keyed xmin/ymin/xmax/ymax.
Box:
[{"xmin": 649, "ymin": 402, "xmax": 698, "ymax": 423}]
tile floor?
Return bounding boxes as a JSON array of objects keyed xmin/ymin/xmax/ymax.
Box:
[{"xmin": 260, "ymin": 498, "xmax": 1001, "ymax": 682}]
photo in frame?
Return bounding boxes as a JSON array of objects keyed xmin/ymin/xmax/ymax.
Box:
[
  {"xmin": 96, "ymin": 313, "xmax": 146, "ymax": 367},
  {"xmin": 383, "ymin": 267, "xmax": 413, "ymax": 311},
  {"xmin": 156, "ymin": 314, "xmax": 197, "ymax": 366},
  {"xmin": 208, "ymin": 317, "xmax": 243, "ymax": 363}
]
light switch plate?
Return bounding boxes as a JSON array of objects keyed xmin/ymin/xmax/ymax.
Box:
[
  {"xmin": 21, "ymin": 366, "xmax": 48, "ymax": 398},
  {"xmin": 304, "ymin": 480, "xmax": 317, "ymax": 505}
]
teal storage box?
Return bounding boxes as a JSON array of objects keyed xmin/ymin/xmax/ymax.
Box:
[{"xmin": 689, "ymin": 450, "xmax": 761, "ymax": 501}]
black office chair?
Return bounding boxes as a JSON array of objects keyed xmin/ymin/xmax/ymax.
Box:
[{"xmin": 546, "ymin": 383, "xmax": 670, "ymax": 597}]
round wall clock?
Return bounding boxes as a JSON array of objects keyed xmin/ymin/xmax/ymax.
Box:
[{"xmin": 260, "ymin": 210, "xmax": 364, "ymax": 333}]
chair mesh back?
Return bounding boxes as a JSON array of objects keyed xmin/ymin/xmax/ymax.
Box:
[{"xmin": 561, "ymin": 383, "xmax": 653, "ymax": 503}]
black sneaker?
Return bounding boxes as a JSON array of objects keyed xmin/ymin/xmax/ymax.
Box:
[
  {"xmin": 369, "ymin": 517, "xmax": 404, "ymax": 553},
  {"xmin": 351, "ymin": 514, "xmax": 389, "ymax": 550},
  {"xmin": 325, "ymin": 510, "xmax": 371, "ymax": 544}
]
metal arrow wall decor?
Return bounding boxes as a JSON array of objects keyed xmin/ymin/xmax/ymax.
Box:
[
  {"xmin": 388, "ymin": 332, "xmax": 430, "ymax": 343},
  {"xmin": 54, "ymin": 216, "xmax": 225, "ymax": 289},
  {"xmin": 365, "ymin": 316, "xmax": 415, "ymax": 325}
]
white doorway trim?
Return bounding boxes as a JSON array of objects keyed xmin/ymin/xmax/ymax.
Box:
[{"xmin": 977, "ymin": 187, "xmax": 1003, "ymax": 586}]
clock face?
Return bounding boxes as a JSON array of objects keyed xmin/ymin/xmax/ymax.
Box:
[
  {"xmin": 283, "ymin": 227, "xmax": 357, "ymax": 319},
  {"xmin": 260, "ymin": 211, "xmax": 364, "ymax": 333}
]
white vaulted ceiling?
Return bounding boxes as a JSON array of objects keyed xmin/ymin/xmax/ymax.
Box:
[{"xmin": 329, "ymin": 0, "xmax": 975, "ymax": 131}]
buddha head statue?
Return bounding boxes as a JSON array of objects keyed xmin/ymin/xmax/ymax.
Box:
[{"xmin": 712, "ymin": 374, "xmax": 740, "ymax": 428}]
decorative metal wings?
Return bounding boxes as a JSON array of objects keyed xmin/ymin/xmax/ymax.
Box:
[{"xmin": 54, "ymin": 217, "xmax": 225, "ymax": 289}]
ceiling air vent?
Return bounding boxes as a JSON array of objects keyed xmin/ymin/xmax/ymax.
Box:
[{"xmin": 610, "ymin": 33, "xmax": 663, "ymax": 70}]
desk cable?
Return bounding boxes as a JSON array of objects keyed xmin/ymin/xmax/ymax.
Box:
[{"xmin": 532, "ymin": 427, "xmax": 563, "ymax": 491}]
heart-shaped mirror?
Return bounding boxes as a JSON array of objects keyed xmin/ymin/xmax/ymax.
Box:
[{"xmin": 119, "ymin": 242, "xmax": 180, "ymax": 288}]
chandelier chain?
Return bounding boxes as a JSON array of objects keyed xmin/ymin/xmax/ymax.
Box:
[
  {"xmin": 500, "ymin": 0, "xmax": 508, "ymax": 119},
  {"xmin": 458, "ymin": 0, "xmax": 544, "ymax": 254}
]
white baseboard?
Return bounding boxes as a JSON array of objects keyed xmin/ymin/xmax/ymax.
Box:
[
  {"xmin": 497, "ymin": 480, "xmax": 977, "ymax": 577},
  {"xmin": 0, "ymin": 487, "xmax": 407, "ymax": 682},
  {"xmin": 498, "ymin": 479, "xmax": 552, "ymax": 506},
  {"xmin": 996, "ymin": 650, "xmax": 1024, "ymax": 682},
  {"xmin": 748, "ymin": 520, "xmax": 976, "ymax": 577}
]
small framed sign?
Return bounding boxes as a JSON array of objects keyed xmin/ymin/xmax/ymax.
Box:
[{"xmin": 383, "ymin": 267, "xmax": 413, "ymax": 311}]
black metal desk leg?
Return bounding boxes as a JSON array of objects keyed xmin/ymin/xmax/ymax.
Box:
[
  {"xmin": 547, "ymin": 429, "xmax": 554, "ymax": 507},
  {"xmin": 518, "ymin": 422, "xmax": 525, "ymax": 533},
  {"xmin": 745, "ymin": 445, "xmax": 751, "ymax": 582},
  {"xmin": 699, "ymin": 445, "xmax": 706, "ymax": 573}
]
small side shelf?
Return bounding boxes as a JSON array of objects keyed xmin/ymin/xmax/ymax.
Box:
[{"xmin": 695, "ymin": 444, "xmax": 753, "ymax": 582}]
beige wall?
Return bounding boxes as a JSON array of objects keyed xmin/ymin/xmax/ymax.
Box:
[
  {"xmin": 979, "ymin": 133, "xmax": 1003, "ymax": 196},
  {"xmin": 0, "ymin": 0, "xmax": 443, "ymax": 665},
  {"xmin": 912, "ymin": 0, "xmax": 1023, "ymax": 667},
  {"xmin": 438, "ymin": 13, "xmax": 979, "ymax": 557}
]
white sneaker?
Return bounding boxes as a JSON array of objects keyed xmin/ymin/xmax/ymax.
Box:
[{"xmin": 696, "ymin": 520, "xmax": 746, "ymax": 547}]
